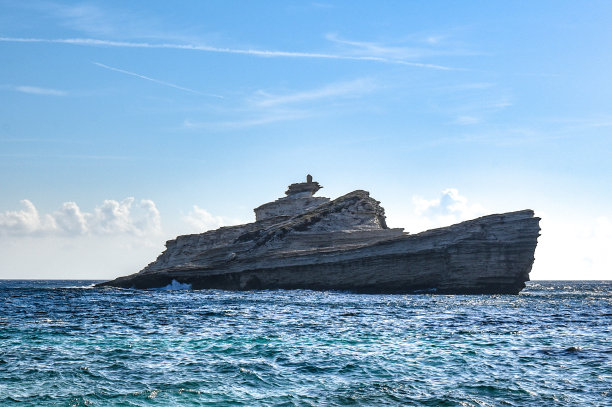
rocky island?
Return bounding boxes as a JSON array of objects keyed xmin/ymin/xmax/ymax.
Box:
[{"xmin": 97, "ymin": 176, "xmax": 540, "ymax": 294}]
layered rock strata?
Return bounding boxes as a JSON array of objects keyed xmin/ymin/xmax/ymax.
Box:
[{"xmin": 98, "ymin": 177, "xmax": 540, "ymax": 294}]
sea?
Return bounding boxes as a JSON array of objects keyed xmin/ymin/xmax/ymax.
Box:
[{"xmin": 0, "ymin": 280, "xmax": 610, "ymax": 406}]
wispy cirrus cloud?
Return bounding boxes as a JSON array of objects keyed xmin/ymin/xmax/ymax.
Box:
[
  {"xmin": 0, "ymin": 36, "xmax": 455, "ymax": 70},
  {"xmin": 16, "ymin": 1, "xmax": 161, "ymax": 39},
  {"xmin": 326, "ymin": 33, "xmax": 427, "ymax": 60},
  {"xmin": 49, "ymin": 2, "xmax": 117, "ymax": 36},
  {"xmin": 423, "ymin": 81, "xmax": 512, "ymax": 126},
  {"xmin": 254, "ymin": 78, "xmax": 377, "ymax": 107},
  {"xmin": 12, "ymin": 85, "xmax": 66, "ymax": 96},
  {"xmin": 92, "ymin": 62, "xmax": 222, "ymax": 97},
  {"xmin": 183, "ymin": 109, "xmax": 311, "ymax": 130},
  {"xmin": 325, "ymin": 32, "xmax": 473, "ymax": 65},
  {"xmin": 184, "ymin": 77, "xmax": 379, "ymax": 130}
]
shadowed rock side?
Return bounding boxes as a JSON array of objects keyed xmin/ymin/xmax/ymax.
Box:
[{"xmin": 97, "ymin": 178, "xmax": 540, "ymax": 294}]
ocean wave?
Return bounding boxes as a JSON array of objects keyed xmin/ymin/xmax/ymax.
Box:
[{"xmin": 158, "ymin": 279, "xmax": 192, "ymax": 290}]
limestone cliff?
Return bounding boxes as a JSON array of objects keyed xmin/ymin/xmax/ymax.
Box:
[{"xmin": 98, "ymin": 177, "xmax": 540, "ymax": 294}]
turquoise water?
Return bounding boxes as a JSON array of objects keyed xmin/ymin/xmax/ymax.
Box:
[{"xmin": 1, "ymin": 281, "xmax": 610, "ymax": 406}]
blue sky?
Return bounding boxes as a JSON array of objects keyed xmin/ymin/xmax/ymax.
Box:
[{"xmin": 1, "ymin": 1, "xmax": 611, "ymax": 280}]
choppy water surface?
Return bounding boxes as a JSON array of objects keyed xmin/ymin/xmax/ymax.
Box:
[{"xmin": 0, "ymin": 280, "xmax": 610, "ymax": 406}]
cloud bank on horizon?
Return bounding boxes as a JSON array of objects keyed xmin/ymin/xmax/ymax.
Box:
[{"xmin": 0, "ymin": 198, "xmax": 161, "ymax": 237}]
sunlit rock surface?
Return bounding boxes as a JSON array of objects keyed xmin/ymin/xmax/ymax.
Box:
[{"xmin": 98, "ymin": 176, "xmax": 540, "ymax": 294}]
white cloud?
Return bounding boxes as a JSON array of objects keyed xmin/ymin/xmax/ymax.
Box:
[
  {"xmin": 183, "ymin": 78, "xmax": 376, "ymax": 130},
  {"xmin": 0, "ymin": 198, "xmax": 161, "ymax": 237},
  {"xmin": 0, "ymin": 36, "xmax": 454, "ymax": 70},
  {"xmin": 324, "ymin": 33, "xmax": 464, "ymax": 69},
  {"xmin": 414, "ymin": 188, "xmax": 485, "ymax": 219},
  {"xmin": 134, "ymin": 199, "xmax": 162, "ymax": 236},
  {"xmin": 326, "ymin": 33, "xmax": 426, "ymax": 60},
  {"xmin": 399, "ymin": 188, "xmax": 487, "ymax": 232},
  {"xmin": 49, "ymin": 3, "xmax": 115, "ymax": 36},
  {"xmin": 183, "ymin": 205, "xmax": 242, "ymax": 232},
  {"xmin": 14, "ymin": 85, "xmax": 66, "ymax": 96},
  {"xmin": 183, "ymin": 109, "xmax": 310, "ymax": 130},
  {"xmin": 0, "ymin": 200, "xmax": 56, "ymax": 235},
  {"xmin": 254, "ymin": 78, "xmax": 377, "ymax": 107},
  {"xmin": 54, "ymin": 201, "xmax": 88, "ymax": 234},
  {"xmin": 40, "ymin": 2, "xmax": 165, "ymax": 39},
  {"xmin": 93, "ymin": 198, "xmax": 137, "ymax": 234}
]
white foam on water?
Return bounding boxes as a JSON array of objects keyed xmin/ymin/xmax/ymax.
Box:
[
  {"xmin": 160, "ymin": 279, "xmax": 192, "ymax": 290},
  {"xmin": 62, "ymin": 283, "xmax": 98, "ymax": 289}
]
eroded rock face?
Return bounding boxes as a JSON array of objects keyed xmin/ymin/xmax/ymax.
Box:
[
  {"xmin": 254, "ymin": 176, "xmax": 328, "ymax": 221},
  {"xmin": 98, "ymin": 178, "xmax": 540, "ymax": 294}
]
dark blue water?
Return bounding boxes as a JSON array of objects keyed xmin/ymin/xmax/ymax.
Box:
[{"xmin": 0, "ymin": 281, "xmax": 610, "ymax": 406}]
